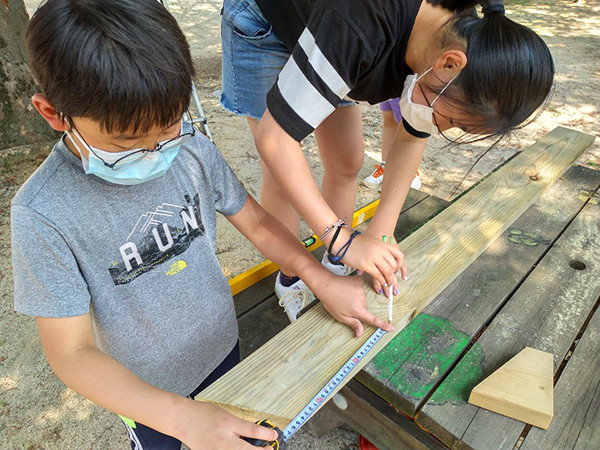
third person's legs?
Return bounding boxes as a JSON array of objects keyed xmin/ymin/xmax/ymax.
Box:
[
  {"xmin": 247, "ymin": 117, "xmax": 300, "ymax": 275},
  {"xmin": 315, "ymin": 105, "xmax": 364, "ymax": 226}
]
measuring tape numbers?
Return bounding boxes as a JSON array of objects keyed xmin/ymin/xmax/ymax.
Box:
[
  {"xmin": 282, "ymin": 327, "xmax": 388, "ymax": 441},
  {"xmin": 243, "ymin": 327, "xmax": 389, "ymax": 447}
]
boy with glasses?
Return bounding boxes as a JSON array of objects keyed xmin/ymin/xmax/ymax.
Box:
[{"xmin": 11, "ymin": 1, "xmax": 392, "ymax": 448}]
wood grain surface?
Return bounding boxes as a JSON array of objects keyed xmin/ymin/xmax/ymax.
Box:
[
  {"xmin": 417, "ymin": 178, "xmax": 600, "ymax": 449},
  {"xmin": 358, "ymin": 164, "xmax": 600, "ymax": 418},
  {"xmin": 520, "ymin": 307, "xmax": 600, "ymax": 449},
  {"xmin": 196, "ymin": 127, "xmax": 595, "ymax": 429},
  {"xmin": 468, "ymin": 347, "xmax": 554, "ymax": 429}
]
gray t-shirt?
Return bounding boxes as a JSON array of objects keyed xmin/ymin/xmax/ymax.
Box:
[{"xmin": 11, "ymin": 123, "xmax": 247, "ymax": 395}]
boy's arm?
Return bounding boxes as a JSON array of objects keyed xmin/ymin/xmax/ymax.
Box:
[
  {"xmin": 36, "ymin": 314, "xmax": 277, "ymax": 448},
  {"xmin": 226, "ymin": 194, "xmax": 394, "ymax": 337}
]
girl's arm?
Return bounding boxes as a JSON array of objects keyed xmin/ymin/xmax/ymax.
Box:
[
  {"xmin": 365, "ymin": 126, "xmax": 427, "ymax": 295},
  {"xmin": 367, "ymin": 126, "xmax": 428, "ymax": 240},
  {"xmin": 226, "ymin": 194, "xmax": 394, "ymax": 337},
  {"xmin": 36, "ymin": 314, "xmax": 277, "ymax": 448},
  {"xmin": 255, "ymin": 110, "xmax": 404, "ymax": 289},
  {"xmin": 254, "ymin": 110, "xmax": 343, "ymax": 241}
]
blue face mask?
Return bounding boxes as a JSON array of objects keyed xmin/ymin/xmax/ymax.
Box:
[{"xmin": 66, "ymin": 121, "xmax": 194, "ymax": 185}]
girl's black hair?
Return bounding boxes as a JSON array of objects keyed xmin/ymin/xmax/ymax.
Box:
[
  {"xmin": 426, "ymin": 0, "xmax": 479, "ymax": 11},
  {"xmin": 26, "ymin": 0, "xmax": 195, "ymax": 134},
  {"xmin": 425, "ymin": 0, "xmax": 555, "ymax": 138}
]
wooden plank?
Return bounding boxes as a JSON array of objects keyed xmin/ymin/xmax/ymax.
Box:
[
  {"xmin": 233, "ymin": 189, "xmax": 430, "ymax": 317},
  {"xmin": 234, "ymin": 271, "xmax": 278, "ymax": 319},
  {"xmin": 197, "ymin": 127, "xmax": 594, "ymax": 428},
  {"xmin": 357, "ymin": 164, "xmax": 600, "ymax": 417},
  {"xmin": 393, "ymin": 195, "xmax": 451, "ymax": 242},
  {"xmin": 468, "ymin": 347, "xmax": 554, "ymax": 429},
  {"xmin": 416, "ymin": 189, "xmax": 600, "ymax": 449},
  {"xmin": 238, "ymin": 295, "xmax": 289, "ymax": 360},
  {"xmin": 521, "ymin": 304, "xmax": 600, "ymax": 449},
  {"xmin": 237, "ymin": 193, "xmax": 447, "ymax": 357},
  {"xmin": 311, "ymin": 379, "xmax": 447, "ymax": 450}
]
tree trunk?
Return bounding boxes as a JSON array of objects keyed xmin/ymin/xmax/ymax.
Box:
[{"xmin": 1, "ymin": 0, "xmax": 56, "ymax": 150}]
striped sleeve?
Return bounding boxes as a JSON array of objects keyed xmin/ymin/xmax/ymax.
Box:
[{"xmin": 266, "ymin": 9, "xmax": 371, "ymax": 141}]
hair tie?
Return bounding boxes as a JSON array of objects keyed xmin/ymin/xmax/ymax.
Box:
[{"xmin": 482, "ymin": 3, "xmax": 505, "ymax": 16}]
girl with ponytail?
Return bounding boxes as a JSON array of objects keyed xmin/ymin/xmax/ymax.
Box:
[
  {"xmin": 423, "ymin": 0, "xmax": 554, "ymax": 137},
  {"xmin": 220, "ymin": 0, "xmax": 554, "ymax": 311}
]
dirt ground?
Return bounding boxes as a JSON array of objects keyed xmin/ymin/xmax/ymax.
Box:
[{"xmin": 1, "ymin": 0, "xmax": 598, "ymax": 448}]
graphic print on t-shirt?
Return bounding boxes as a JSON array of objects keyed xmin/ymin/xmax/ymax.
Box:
[{"xmin": 109, "ymin": 194, "xmax": 205, "ymax": 285}]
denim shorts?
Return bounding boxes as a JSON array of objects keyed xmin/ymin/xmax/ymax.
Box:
[{"xmin": 220, "ymin": 0, "xmax": 354, "ymax": 120}]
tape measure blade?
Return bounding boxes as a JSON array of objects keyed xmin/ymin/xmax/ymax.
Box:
[{"xmin": 282, "ymin": 328, "xmax": 387, "ymax": 441}]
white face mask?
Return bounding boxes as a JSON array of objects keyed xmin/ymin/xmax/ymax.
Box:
[{"xmin": 398, "ymin": 67, "xmax": 457, "ymax": 136}]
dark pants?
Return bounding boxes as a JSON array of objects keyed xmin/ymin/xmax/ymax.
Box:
[{"xmin": 122, "ymin": 342, "xmax": 241, "ymax": 450}]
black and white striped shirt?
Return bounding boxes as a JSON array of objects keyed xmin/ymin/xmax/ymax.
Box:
[{"xmin": 257, "ymin": 0, "xmax": 425, "ymax": 141}]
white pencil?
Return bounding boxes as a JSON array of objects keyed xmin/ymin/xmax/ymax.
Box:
[
  {"xmin": 382, "ymin": 235, "xmax": 394, "ymax": 324},
  {"xmin": 388, "ymin": 286, "xmax": 393, "ymax": 324}
]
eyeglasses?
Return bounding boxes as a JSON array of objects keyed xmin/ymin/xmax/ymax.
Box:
[
  {"xmin": 418, "ymin": 82, "xmax": 477, "ymax": 141},
  {"xmin": 67, "ymin": 115, "xmax": 196, "ymax": 170}
]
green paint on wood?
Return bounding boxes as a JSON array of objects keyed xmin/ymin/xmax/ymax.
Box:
[
  {"xmin": 507, "ymin": 228, "xmax": 550, "ymax": 247},
  {"xmin": 370, "ymin": 314, "xmax": 483, "ymax": 403},
  {"xmin": 429, "ymin": 344, "xmax": 484, "ymax": 404},
  {"xmin": 578, "ymin": 189, "xmax": 599, "ymax": 205}
]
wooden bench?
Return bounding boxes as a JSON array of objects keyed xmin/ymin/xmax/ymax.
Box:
[{"xmin": 232, "ymin": 162, "xmax": 600, "ymax": 449}]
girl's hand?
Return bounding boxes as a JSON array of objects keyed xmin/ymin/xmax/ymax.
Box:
[
  {"xmin": 353, "ymin": 231, "xmax": 407, "ymax": 295},
  {"xmin": 309, "ymin": 272, "xmax": 394, "ymax": 337},
  {"xmin": 371, "ymin": 272, "xmax": 401, "ymax": 299},
  {"xmin": 177, "ymin": 400, "xmax": 278, "ymax": 449},
  {"xmin": 333, "ymin": 233, "xmax": 407, "ymax": 290}
]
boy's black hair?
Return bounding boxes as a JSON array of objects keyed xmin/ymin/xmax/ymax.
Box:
[
  {"xmin": 26, "ymin": 0, "xmax": 195, "ymax": 134},
  {"xmin": 425, "ymin": 0, "xmax": 555, "ymax": 138}
]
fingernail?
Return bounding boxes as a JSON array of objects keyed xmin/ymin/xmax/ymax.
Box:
[
  {"xmin": 378, "ymin": 289, "xmax": 383, "ymax": 295},
  {"xmin": 403, "ymin": 276, "xmax": 408, "ymax": 281},
  {"xmin": 384, "ymin": 282, "xmax": 388, "ymax": 287},
  {"xmin": 394, "ymin": 287, "xmax": 399, "ymax": 295}
]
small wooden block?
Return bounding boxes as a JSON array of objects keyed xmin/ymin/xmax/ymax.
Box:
[{"xmin": 468, "ymin": 347, "xmax": 553, "ymax": 429}]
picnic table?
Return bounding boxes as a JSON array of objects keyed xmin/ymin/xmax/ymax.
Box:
[{"xmin": 233, "ymin": 163, "xmax": 600, "ymax": 449}]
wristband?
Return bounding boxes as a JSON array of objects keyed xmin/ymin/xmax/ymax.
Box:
[
  {"xmin": 332, "ymin": 230, "xmax": 361, "ymax": 263},
  {"xmin": 327, "ymin": 225, "xmax": 344, "ymax": 256}
]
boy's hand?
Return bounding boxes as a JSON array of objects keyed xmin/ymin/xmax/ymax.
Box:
[
  {"xmin": 310, "ymin": 273, "xmax": 394, "ymax": 337},
  {"xmin": 334, "ymin": 234, "xmax": 407, "ymax": 291},
  {"xmin": 177, "ymin": 400, "xmax": 278, "ymax": 449}
]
